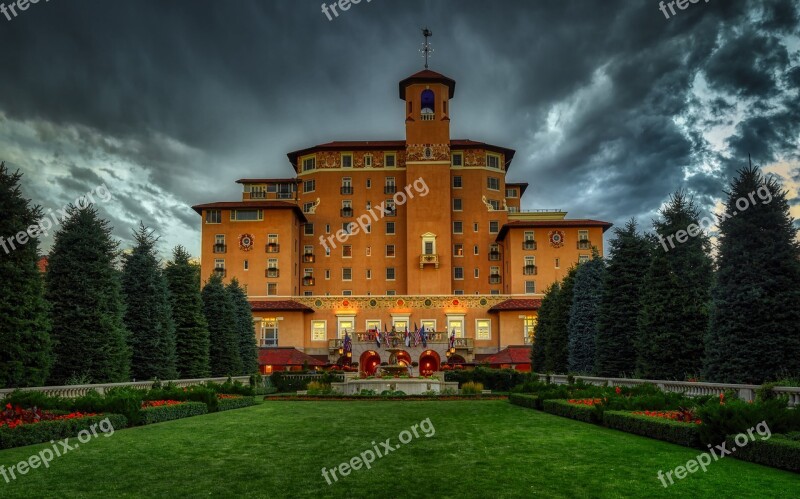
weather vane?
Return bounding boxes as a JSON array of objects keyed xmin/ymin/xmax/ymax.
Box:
[{"xmin": 420, "ymin": 27, "xmax": 433, "ymax": 69}]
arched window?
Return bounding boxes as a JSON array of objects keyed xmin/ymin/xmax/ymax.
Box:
[{"xmin": 421, "ymin": 89, "xmax": 435, "ymax": 118}]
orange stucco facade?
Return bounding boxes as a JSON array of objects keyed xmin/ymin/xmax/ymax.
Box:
[{"xmin": 192, "ymin": 69, "xmax": 612, "ymax": 371}]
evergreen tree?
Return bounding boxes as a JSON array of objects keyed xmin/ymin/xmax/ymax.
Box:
[
  {"xmin": 568, "ymin": 251, "xmax": 606, "ymax": 374},
  {"xmin": 545, "ymin": 266, "xmax": 578, "ymax": 374},
  {"xmin": 705, "ymin": 163, "xmax": 800, "ymax": 383},
  {"xmin": 202, "ymin": 274, "xmax": 241, "ymax": 376},
  {"xmin": 46, "ymin": 205, "xmax": 130, "ymax": 384},
  {"xmin": 531, "ymin": 282, "xmax": 559, "ymax": 373},
  {"xmin": 121, "ymin": 223, "xmax": 177, "ymax": 380},
  {"xmin": 165, "ymin": 246, "xmax": 210, "ymax": 379},
  {"xmin": 595, "ymin": 220, "xmax": 650, "ymax": 377},
  {"xmin": 637, "ymin": 192, "xmax": 712, "ymax": 380},
  {"xmin": 0, "ymin": 163, "xmax": 53, "ymax": 387},
  {"xmin": 227, "ymin": 279, "xmax": 259, "ymax": 375}
]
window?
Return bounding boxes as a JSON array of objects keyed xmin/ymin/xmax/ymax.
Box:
[
  {"xmin": 448, "ymin": 319, "xmax": 464, "ymax": 338},
  {"xmin": 453, "ymin": 176, "xmax": 462, "ymax": 188},
  {"xmin": 490, "ymin": 289, "xmax": 500, "ymax": 295},
  {"xmin": 453, "ymin": 221, "xmax": 463, "ymax": 234},
  {"xmin": 386, "ymin": 244, "xmax": 395, "ymax": 257},
  {"xmin": 366, "ymin": 178, "xmax": 371, "ymax": 189},
  {"xmin": 474, "ymin": 222, "xmax": 479, "ymax": 232},
  {"xmin": 487, "ymin": 177, "xmax": 500, "ymax": 190},
  {"xmin": 311, "ymin": 321, "xmax": 327, "ymax": 341},
  {"xmin": 214, "ymin": 259, "xmax": 225, "ymax": 269},
  {"xmin": 524, "ymin": 256, "xmax": 536, "ymax": 275},
  {"xmin": 453, "ymin": 198, "xmax": 462, "ymax": 211},
  {"xmin": 386, "ymin": 268, "xmax": 396, "ymax": 280},
  {"xmin": 454, "ymin": 267, "xmax": 464, "ymax": 280},
  {"xmin": 341, "ymin": 177, "xmax": 353, "ymax": 194},
  {"xmin": 579, "ymin": 255, "xmax": 590, "ymax": 264},
  {"xmin": 490, "ymin": 266, "xmax": 501, "ymax": 284},
  {"xmin": 365, "ymin": 224, "xmax": 371, "ymax": 234},
  {"xmin": 424, "ymin": 240, "xmax": 434, "ymax": 255},
  {"xmin": 325, "ymin": 224, "xmax": 331, "ymax": 234},
  {"xmin": 488, "ymin": 199, "xmax": 500, "ymax": 210},
  {"xmin": 555, "ymin": 258, "xmax": 560, "ymax": 269},
  {"xmin": 341, "ymin": 153, "xmax": 353, "ymax": 168},
  {"xmin": 325, "ymin": 246, "xmax": 331, "ymax": 256},
  {"xmin": 525, "ymin": 281, "xmax": 536, "ymax": 294},
  {"xmin": 243, "ymin": 260, "xmax": 249, "ymax": 271},
  {"xmin": 343, "ymin": 222, "xmax": 354, "ymax": 234},
  {"xmin": 366, "ymin": 246, "xmax": 371, "ymax": 256},
  {"xmin": 385, "ymin": 153, "xmax": 396, "ymax": 168},
  {"xmin": 505, "ymin": 187, "xmax": 517, "ymax": 198},
  {"xmin": 421, "ymin": 320, "xmax": 436, "ymax": 333},
  {"xmin": 386, "ymin": 290, "xmax": 396, "ymax": 296},
  {"xmin": 260, "ymin": 319, "xmax": 278, "ymax": 347},
  {"xmin": 213, "ymin": 235, "xmax": 226, "ymax": 254},
  {"xmin": 476, "ymin": 319, "xmax": 491, "ymax": 340},
  {"xmin": 453, "ymin": 243, "xmax": 463, "ymax": 256},
  {"xmin": 474, "ymin": 245, "xmax": 479, "ymax": 255},
  {"xmin": 325, "ymin": 269, "xmax": 331, "ymax": 280},
  {"xmin": 304, "ymin": 179, "xmax": 316, "ymax": 193},
  {"xmin": 302, "ymin": 156, "xmax": 316, "ymax": 172},
  {"xmin": 453, "ymin": 290, "xmax": 464, "ymax": 295},
  {"xmin": 385, "ymin": 199, "xmax": 396, "ymax": 216},
  {"xmin": 342, "ymin": 290, "xmax": 352, "ymax": 296},
  {"xmin": 487, "ymin": 154, "xmax": 501, "ymax": 169},
  {"xmin": 385, "ymin": 177, "xmax": 396, "ymax": 194},
  {"xmin": 231, "ymin": 209, "xmax": 263, "ymax": 221},
  {"xmin": 489, "ymin": 221, "xmax": 499, "ymax": 233},
  {"xmin": 366, "ymin": 269, "xmax": 372, "ymax": 279},
  {"xmin": 525, "ymin": 231, "xmax": 535, "ymax": 241},
  {"xmin": 452, "ymin": 152, "xmax": 463, "ymax": 167},
  {"xmin": 304, "ymin": 224, "xmax": 314, "ymax": 236},
  {"xmin": 386, "ymin": 222, "xmax": 395, "ymax": 235},
  {"xmin": 304, "ymin": 291, "xmax": 313, "ymax": 297},
  {"xmin": 524, "ymin": 316, "xmax": 537, "ymax": 344},
  {"xmin": 421, "ymin": 89, "xmax": 435, "ymax": 118},
  {"xmin": 474, "ymin": 268, "xmax": 479, "ymax": 278},
  {"xmin": 267, "ymin": 283, "xmax": 277, "ymax": 296},
  {"xmin": 205, "ymin": 210, "xmax": 222, "ymax": 224},
  {"xmin": 579, "ymin": 230, "xmax": 589, "ymax": 240},
  {"xmin": 343, "ymin": 245, "xmax": 352, "ymax": 258},
  {"xmin": 342, "ymin": 268, "xmax": 352, "ymax": 281},
  {"xmin": 303, "ymin": 202, "xmax": 315, "ymax": 213},
  {"xmin": 364, "ymin": 155, "xmax": 373, "ymax": 167},
  {"xmin": 366, "ymin": 319, "xmax": 381, "ymax": 332},
  {"xmin": 489, "ymin": 243, "xmax": 500, "ymax": 260}
]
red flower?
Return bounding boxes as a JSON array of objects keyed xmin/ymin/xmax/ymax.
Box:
[{"xmin": 615, "ymin": 387, "xmax": 622, "ymax": 395}]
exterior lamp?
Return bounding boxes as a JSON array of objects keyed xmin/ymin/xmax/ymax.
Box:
[
  {"xmin": 347, "ymin": 351, "xmax": 352, "ymax": 358},
  {"xmin": 338, "ymin": 347, "xmax": 343, "ymax": 355},
  {"xmin": 449, "ymin": 347, "xmax": 456, "ymax": 355}
]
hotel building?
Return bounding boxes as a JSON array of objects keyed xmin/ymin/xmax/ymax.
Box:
[{"xmin": 192, "ymin": 68, "xmax": 611, "ymax": 374}]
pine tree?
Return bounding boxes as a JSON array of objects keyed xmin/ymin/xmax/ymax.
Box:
[
  {"xmin": 121, "ymin": 223, "xmax": 177, "ymax": 381},
  {"xmin": 545, "ymin": 266, "xmax": 578, "ymax": 374},
  {"xmin": 568, "ymin": 251, "xmax": 606, "ymax": 374},
  {"xmin": 202, "ymin": 274, "xmax": 241, "ymax": 376},
  {"xmin": 46, "ymin": 205, "xmax": 130, "ymax": 384},
  {"xmin": 595, "ymin": 220, "xmax": 650, "ymax": 377},
  {"xmin": 0, "ymin": 163, "xmax": 53, "ymax": 387},
  {"xmin": 531, "ymin": 282, "xmax": 559, "ymax": 373},
  {"xmin": 227, "ymin": 279, "xmax": 259, "ymax": 375},
  {"xmin": 165, "ymin": 246, "xmax": 210, "ymax": 379},
  {"xmin": 705, "ymin": 163, "xmax": 800, "ymax": 383},
  {"xmin": 637, "ymin": 192, "xmax": 712, "ymax": 380}
]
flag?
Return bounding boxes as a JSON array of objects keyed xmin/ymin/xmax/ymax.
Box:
[
  {"xmin": 449, "ymin": 329, "xmax": 456, "ymax": 350},
  {"xmin": 413, "ymin": 323, "xmax": 420, "ymax": 347}
]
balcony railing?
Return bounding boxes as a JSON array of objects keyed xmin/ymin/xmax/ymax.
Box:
[
  {"xmin": 340, "ymin": 186, "xmax": 353, "ymax": 195},
  {"xmin": 523, "ymin": 265, "xmax": 538, "ymax": 276},
  {"xmin": 489, "ymin": 274, "xmax": 502, "ymax": 284},
  {"xmin": 213, "ymin": 268, "xmax": 226, "ymax": 277},
  {"xmin": 277, "ymin": 192, "xmax": 294, "ymax": 200},
  {"xmin": 488, "ymin": 250, "xmax": 501, "ymax": 261},
  {"xmin": 266, "ymin": 268, "xmax": 280, "ymax": 278},
  {"xmin": 523, "ymin": 240, "xmax": 537, "ymax": 250},
  {"xmin": 578, "ymin": 240, "xmax": 592, "ymax": 250},
  {"xmin": 384, "ymin": 185, "xmax": 397, "ymax": 194},
  {"xmin": 266, "ymin": 243, "xmax": 280, "ymax": 253},
  {"xmin": 419, "ymin": 254, "xmax": 440, "ymax": 269},
  {"xmin": 303, "ymin": 253, "xmax": 316, "ymax": 263},
  {"xmin": 303, "ymin": 276, "xmax": 316, "ymax": 286},
  {"xmin": 213, "ymin": 244, "xmax": 227, "ymax": 254},
  {"xmin": 340, "ymin": 207, "xmax": 353, "ymax": 217},
  {"xmin": 329, "ymin": 334, "xmax": 473, "ymax": 350}
]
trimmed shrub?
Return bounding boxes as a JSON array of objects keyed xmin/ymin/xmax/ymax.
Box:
[
  {"xmin": 695, "ymin": 397, "xmax": 800, "ymax": 446},
  {"xmin": 0, "ymin": 414, "xmax": 128, "ymax": 450},
  {"xmin": 509, "ymin": 393, "xmax": 539, "ymax": 409},
  {"xmin": 139, "ymin": 402, "xmax": 208, "ymax": 425},
  {"xmin": 461, "ymin": 382, "xmax": 484, "ymax": 395},
  {"xmin": 217, "ymin": 396, "xmax": 257, "ymax": 412},
  {"xmin": 270, "ymin": 373, "xmax": 321, "ymax": 392},
  {"xmin": 445, "ymin": 367, "xmax": 530, "ymax": 391},
  {"xmin": 542, "ymin": 399, "xmax": 600, "ymax": 424},
  {"xmin": 603, "ymin": 411, "xmax": 701, "ymax": 448},
  {"xmin": 727, "ymin": 434, "xmax": 800, "ymax": 473}
]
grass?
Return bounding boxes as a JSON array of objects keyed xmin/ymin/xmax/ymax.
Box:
[{"xmin": 0, "ymin": 400, "xmax": 797, "ymax": 497}]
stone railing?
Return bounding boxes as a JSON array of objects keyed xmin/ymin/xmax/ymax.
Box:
[
  {"xmin": 0, "ymin": 376, "xmax": 251, "ymax": 401},
  {"xmin": 533, "ymin": 374, "xmax": 800, "ymax": 407}
]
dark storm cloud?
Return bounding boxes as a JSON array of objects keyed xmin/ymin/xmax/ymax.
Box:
[{"xmin": 0, "ymin": 0, "xmax": 798, "ymax": 256}]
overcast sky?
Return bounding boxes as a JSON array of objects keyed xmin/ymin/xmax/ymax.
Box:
[{"xmin": 1, "ymin": 0, "xmax": 798, "ymax": 259}]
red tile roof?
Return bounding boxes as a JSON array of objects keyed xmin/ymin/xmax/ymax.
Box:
[
  {"xmin": 496, "ymin": 219, "xmax": 613, "ymax": 240},
  {"xmin": 259, "ymin": 348, "xmax": 325, "ymax": 366},
  {"xmin": 488, "ymin": 299, "xmax": 542, "ymax": 312},
  {"xmin": 37, "ymin": 256, "xmax": 48, "ymax": 273},
  {"xmin": 481, "ymin": 346, "xmax": 532, "ymax": 365},
  {"xmin": 399, "ymin": 69, "xmax": 456, "ymax": 99},
  {"xmin": 190, "ymin": 200, "xmax": 307, "ymax": 222},
  {"xmin": 250, "ymin": 300, "xmax": 314, "ymax": 313}
]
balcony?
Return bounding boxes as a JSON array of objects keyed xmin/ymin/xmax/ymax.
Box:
[
  {"xmin": 328, "ymin": 335, "xmax": 474, "ymax": 351},
  {"xmin": 523, "ymin": 240, "xmax": 537, "ymax": 250},
  {"xmin": 249, "ymin": 191, "xmax": 266, "ymax": 200},
  {"xmin": 303, "ymin": 253, "xmax": 316, "ymax": 263},
  {"xmin": 213, "ymin": 268, "xmax": 226, "ymax": 278},
  {"xmin": 340, "ymin": 207, "xmax": 353, "ymax": 218},
  {"xmin": 340, "ymin": 186, "xmax": 353, "ymax": 195},
  {"xmin": 489, "ymin": 274, "xmax": 502, "ymax": 284},
  {"xmin": 419, "ymin": 254, "xmax": 440, "ymax": 269},
  {"xmin": 384, "ymin": 185, "xmax": 397, "ymax": 194},
  {"xmin": 213, "ymin": 244, "xmax": 227, "ymax": 254},
  {"xmin": 303, "ymin": 276, "xmax": 316, "ymax": 286},
  {"xmin": 266, "ymin": 243, "xmax": 280, "ymax": 253},
  {"xmin": 265, "ymin": 268, "xmax": 280, "ymax": 278},
  {"xmin": 578, "ymin": 240, "xmax": 592, "ymax": 250},
  {"xmin": 523, "ymin": 264, "xmax": 538, "ymax": 276},
  {"xmin": 488, "ymin": 250, "xmax": 501, "ymax": 261}
]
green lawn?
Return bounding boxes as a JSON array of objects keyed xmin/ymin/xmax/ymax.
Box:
[{"xmin": 0, "ymin": 400, "xmax": 797, "ymax": 498}]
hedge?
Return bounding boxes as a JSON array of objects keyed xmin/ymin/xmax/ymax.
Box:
[
  {"xmin": 727, "ymin": 434, "xmax": 800, "ymax": 473},
  {"xmin": 139, "ymin": 402, "xmax": 208, "ymax": 425},
  {"xmin": 0, "ymin": 414, "xmax": 128, "ymax": 450},
  {"xmin": 444, "ymin": 367, "xmax": 531, "ymax": 391},
  {"xmin": 217, "ymin": 396, "xmax": 257, "ymax": 412},
  {"xmin": 509, "ymin": 393, "xmax": 540, "ymax": 410},
  {"xmin": 603, "ymin": 411, "xmax": 702, "ymax": 448},
  {"xmin": 542, "ymin": 399, "xmax": 600, "ymax": 424}
]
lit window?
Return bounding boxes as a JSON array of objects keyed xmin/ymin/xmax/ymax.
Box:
[
  {"xmin": 311, "ymin": 321, "xmax": 327, "ymax": 341},
  {"xmin": 476, "ymin": 319, "xmax": 491, "ymax": 340}
]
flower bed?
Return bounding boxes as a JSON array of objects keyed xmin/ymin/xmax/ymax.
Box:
[
  {"xmin": 631, "ymin": 409, "xmax": 702, "ymax": 425},
  {"xmin": 603, "ymin": 411, "xmax": 702, "ymax": 448},
  {"xmin": 216, "ymin": 395, "xmax": 257, "ymax": 412},
  {"xmin": 1, "ymin": 403, "xmax": 98, "ymax": 429},
  {"xmin": 542, "ymin": 399, "xmax": 600, "ymax": 423},
  {"xmin": 141, "ymin": 400, "xmax": 184, "ymax": 409},
  {"xmin": 567, "ymin": 398, "xmax": 604, "ymax": 407},
  {"xmin": 264, "ymin": 395, "xmax": 508, "ymax": 402},
  {"xmin": 0, "ymin": 410, "xmax": 127, "ymax": 450},
  {"xmin": 139, "ymin": 401, "xmax": 208, "ymax": 425}
]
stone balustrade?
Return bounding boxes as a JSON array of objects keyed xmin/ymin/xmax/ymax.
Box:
[{"xmin": 0, "ymin": 376, "xmax": 251, "ymax": 401}]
